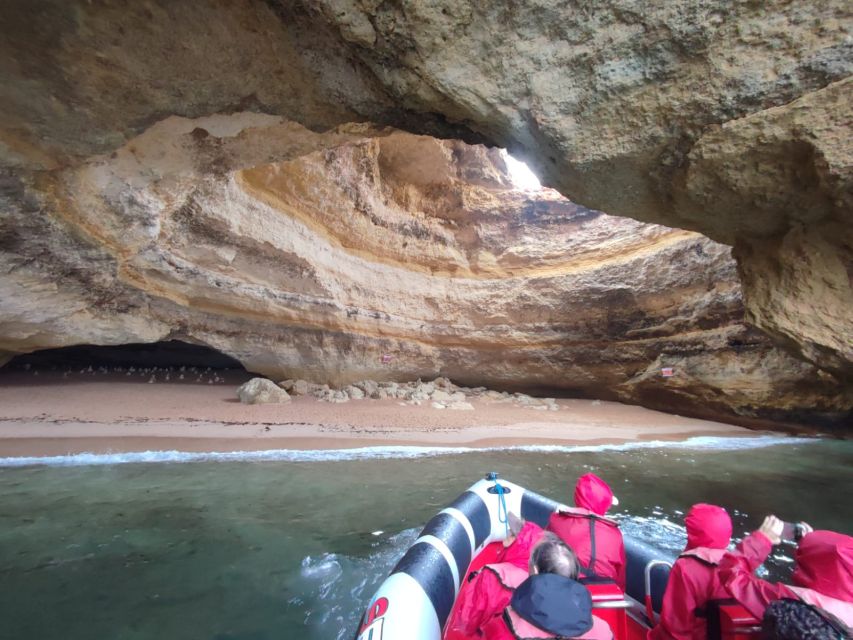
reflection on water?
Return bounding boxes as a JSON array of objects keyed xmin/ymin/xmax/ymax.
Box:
[{"xmin": 0, "ymin": 438, "xmax": 850, "ymax": 640}]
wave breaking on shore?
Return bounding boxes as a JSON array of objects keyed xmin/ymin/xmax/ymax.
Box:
[{"xmin": 0, "ymin": 435, "xmax": 814, "ymax": 467}]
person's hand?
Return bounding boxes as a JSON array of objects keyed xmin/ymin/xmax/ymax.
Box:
[
  {"xmin": 798, "ymin": 522, "xmax": 814, "ymax": 539},
  {"xmin": 759, "ymin": 515, "xmax": 784, "ymax": 545}
]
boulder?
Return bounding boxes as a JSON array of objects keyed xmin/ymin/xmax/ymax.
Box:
[
  {"xmin": 237, "ymin": 378, "xmax": 291, "ymax": 404},
  {"xmin": 409, "ymin": 390, "xmax": 430, "ymax": 402},
  {"xmin": 344, "ymin": 385, "xmax": 365, "ymax": 400},
  {"xmin": 431, "ymin": 389, "xmax": 466, "ymax": 403},
  {"xmin": 416, "ymin": 381, "xmax": 436, "ymax": 395},
  {"xmin": 329, "ymin": 390, "xmax": 349, "ymax": 403},
  {"xmin": 291, "ymin": 379, "xmax": 310, "ymax": 396},
  {"xmin": 430, "ymin": 389, "xmax": 453, "ymax": 403},
  {"xmin": 395, "ymin": 386, "xmax": 415, "ymax": 400},
  {"xmin": 432, "ymin": 377, "xmax": 455, "ymax": 390},
  {"xmin": 354, "ymin": 380, "xmax": 378, "ymax": 396},
  {"xmin": 309, "ymin": 384, "xmax": 331, "ymax": 398}
]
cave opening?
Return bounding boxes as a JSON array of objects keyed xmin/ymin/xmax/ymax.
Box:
[
  {"xmin": 0, "ymin": 118, "xmax": 845, "ymax": 432},
  {"xmin": 501, "ymin": 150, "xmax": 542, "ymax": 191},
  {"xmin": 2, "ymin": 341, "xmax": 251, "ymax": 385}
]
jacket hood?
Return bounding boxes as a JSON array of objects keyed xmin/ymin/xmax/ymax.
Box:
[
  {"xmin": 497, "ymin": 521, "xmax": 544, "ymax": 570},
  {"xmin": 792, "ymin": 530, "xmax": 853, "ymax": 602},
  {"xmin": 574, "ymin": 473, "xmax": 614, "ymax": 515},
  {"xmin": 511, "ymin": 574, "xmax": 593, "ymax": 637},
  {"xmin": 685, "ymin": 503, "xmax": 732, "ymax": 550}
]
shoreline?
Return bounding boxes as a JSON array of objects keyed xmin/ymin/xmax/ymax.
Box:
[
  {"xmin": 0, "ymin": 372, "xmax": 778, "ymax": 458},
  {"xmin": 0, "ymin": 417, "xmax": 755, "ymax": 457}
]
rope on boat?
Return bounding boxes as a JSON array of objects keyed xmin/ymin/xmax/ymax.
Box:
[
  {"xmin": 495, "ymin": 480, "xmax": 509, "ymax": 538},
  {"xmin": 486, "ymin": 472, "xmax": 510, "ymax": 538}
]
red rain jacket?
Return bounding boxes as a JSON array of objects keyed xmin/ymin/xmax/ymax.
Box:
[
  {"xmin": 445, "ymin": 562, "xmax": 528, "ymax": 640},
  {"xmin": 719, "ymin": 530, "xmax": 853, "ymax": 627},
  {"xmin": 649, "ymin": 503, "xmax": 733, "ymax": 640},
  {"xmin": 445, "ymin": 523, "xmax": 544, "ymax": 640},
  {"xmin": 574, "ymin": 473, "xmax": 617, "ymax": 516},
  {"xmin": 648, "ymin": 548, "xmax": 728, "ymax": 640},
  {"xmin": 495, "ymin": 521, "xmax": 544, "ymax": 570},
  {"xmin": 547, "ymin": 474, "xmax": 625, "ymax": 588}
]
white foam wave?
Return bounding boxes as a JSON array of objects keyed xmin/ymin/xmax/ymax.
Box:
[{"xmin": 0, "ymin": 434, "xmax": 815, "ymax": 468}]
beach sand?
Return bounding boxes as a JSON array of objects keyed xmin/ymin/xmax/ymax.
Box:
[{"xmin": 0, "ymin": 370, "xmax": 757, "ymax": 457}]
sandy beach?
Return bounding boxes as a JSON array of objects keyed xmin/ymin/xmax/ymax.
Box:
[{"xmin": 0, "ymin": 369, "xmax": 761, "ymax": 457}]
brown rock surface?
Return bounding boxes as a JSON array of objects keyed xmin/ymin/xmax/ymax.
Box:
[
  {"xmin": 2, "ymin": 2, "xmax": 852, "ymax": 430},
  {"xmin": 4, "ymin": 0, "xmax": 849, "ymax": 376},
  {"xmin": 1, "ymin": 115, "xmax": 849, "ymax": 430},
  {"xmin": 315, "ymin": 2, "xmax": 853, "ymax": 375}
]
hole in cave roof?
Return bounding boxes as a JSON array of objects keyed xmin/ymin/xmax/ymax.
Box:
[{"xmin": 501, "ymin": 150, "xmax": 542, "ymax": 191}]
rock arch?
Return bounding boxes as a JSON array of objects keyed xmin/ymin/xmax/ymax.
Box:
[{"xmin": 0, "ymin": 0, "xmax": 850, "ymax": 427}]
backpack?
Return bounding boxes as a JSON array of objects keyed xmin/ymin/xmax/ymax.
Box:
[{"xmin": 762, "ymin": 598, "xmax": 852, "ymax": 640}]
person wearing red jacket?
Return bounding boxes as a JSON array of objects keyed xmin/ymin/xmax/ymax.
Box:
[
  {"xmin": 480, "ymin": 533, "xmax": 613, "ymax": 639},
  {"xmin": 444, "ymin": 519, "xmax": 544, "ymax": 640},
  {"xmin": 648, "ymin": 503, "xmax": 733, "ymax": 640},
  {"xmin": 719, "ymin": 515, "xmax": 853, "ymax": 628},
  {"xmin": 494, "ymin": 519, "xmax": 545, "ymax": 570},
  {"xmin": 547, "ymin": 473, "xmax": 626, "ymax": 589}
]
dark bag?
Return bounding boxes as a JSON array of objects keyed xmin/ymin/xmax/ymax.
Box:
[{"xmin": 761, "ymin": 598, "xmax": 851, "ymax": 640}]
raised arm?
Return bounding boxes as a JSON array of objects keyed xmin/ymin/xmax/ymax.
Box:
[{"xmin": 719, "ymin": 517, "xmax": 799, "ymax": 621}]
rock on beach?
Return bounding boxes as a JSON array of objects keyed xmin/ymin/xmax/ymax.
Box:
[{"xmin": 237, "ymin": 378, "xmax": 291, "ymax": 404}]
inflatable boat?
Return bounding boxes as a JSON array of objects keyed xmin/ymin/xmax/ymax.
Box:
[{"xmin": 355, "ymin": 474, "xmax": 762, "ymax": 640}]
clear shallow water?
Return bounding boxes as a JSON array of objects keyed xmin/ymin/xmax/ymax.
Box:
[{"xmin": 0, "ymin": 437, "xmax": 850, "ymax": 640}]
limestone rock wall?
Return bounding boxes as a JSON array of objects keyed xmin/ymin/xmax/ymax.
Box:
[
  {"xmin": 1, "ymin": 115, "xmax": 849, "ymax": 430},
  {"xmin": 309, "ymin": 1, "xmax": 853, "ymax": 376},
  {"xmin": 5, "ymin": 0, "xmax": 849, "ymax": 377},
  {"xmin": 1, "ymin": 1, "xmax": 851, "ymax": 429}
]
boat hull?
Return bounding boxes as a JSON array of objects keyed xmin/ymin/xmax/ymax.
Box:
[{"xmin": 354, "ymin": 477, "xmax": 673, "ymax": 640}]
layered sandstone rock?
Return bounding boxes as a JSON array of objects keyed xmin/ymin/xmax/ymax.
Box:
[
  {"xmin": 311, "ymin": 2, "xmax": 853, "ymax": 376},
  {"xmin": 1, "ymin": 116, "xmax": 849, "ymax": 429},
  {"xmin": 2, "ymin": 0, "xmax": 849, "ymax": 377}
]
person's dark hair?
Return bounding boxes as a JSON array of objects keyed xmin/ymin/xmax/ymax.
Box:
[
  {"xmin": 530, "ymin": 531, "xmax": 579, "ymax": 579},
  {"xmin": 761, "ymin": 598, "xmax": 851, "ymax": 640}
]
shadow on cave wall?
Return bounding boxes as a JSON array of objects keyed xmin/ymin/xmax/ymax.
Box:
[{"xmin": 2, "ymin": 341, "xmax": 247, "ymax": 373}]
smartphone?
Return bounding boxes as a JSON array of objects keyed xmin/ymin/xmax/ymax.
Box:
[{"xmin": 780, "ymin": 521, "xmax": 804, "ymax": 542}]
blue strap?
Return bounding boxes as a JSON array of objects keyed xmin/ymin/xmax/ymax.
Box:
[{"xmin": 494, "ymin": 481, "xmax": 509, "ymax": 538}]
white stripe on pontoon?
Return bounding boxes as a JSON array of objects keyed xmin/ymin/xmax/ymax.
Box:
[
  {"xmin": 416, "ymin": 534, "xmax": 461, "ymax": 595},
  {"xmin": 470, "ymin": 480, "xmax": 523, "ymax": 544},
  {"xmin": 440, "ymin": 507, "xmax": 476, "ymax": 558}
]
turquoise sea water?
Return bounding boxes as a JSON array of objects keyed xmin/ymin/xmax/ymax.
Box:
[{"xmin": 0, "ymin": 437, "xmax": 850, "ymax": 640}]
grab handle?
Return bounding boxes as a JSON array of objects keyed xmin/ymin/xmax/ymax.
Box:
[{"xmin": 644, "ymin": 559, "xmax": 673, "ymax": 622}]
